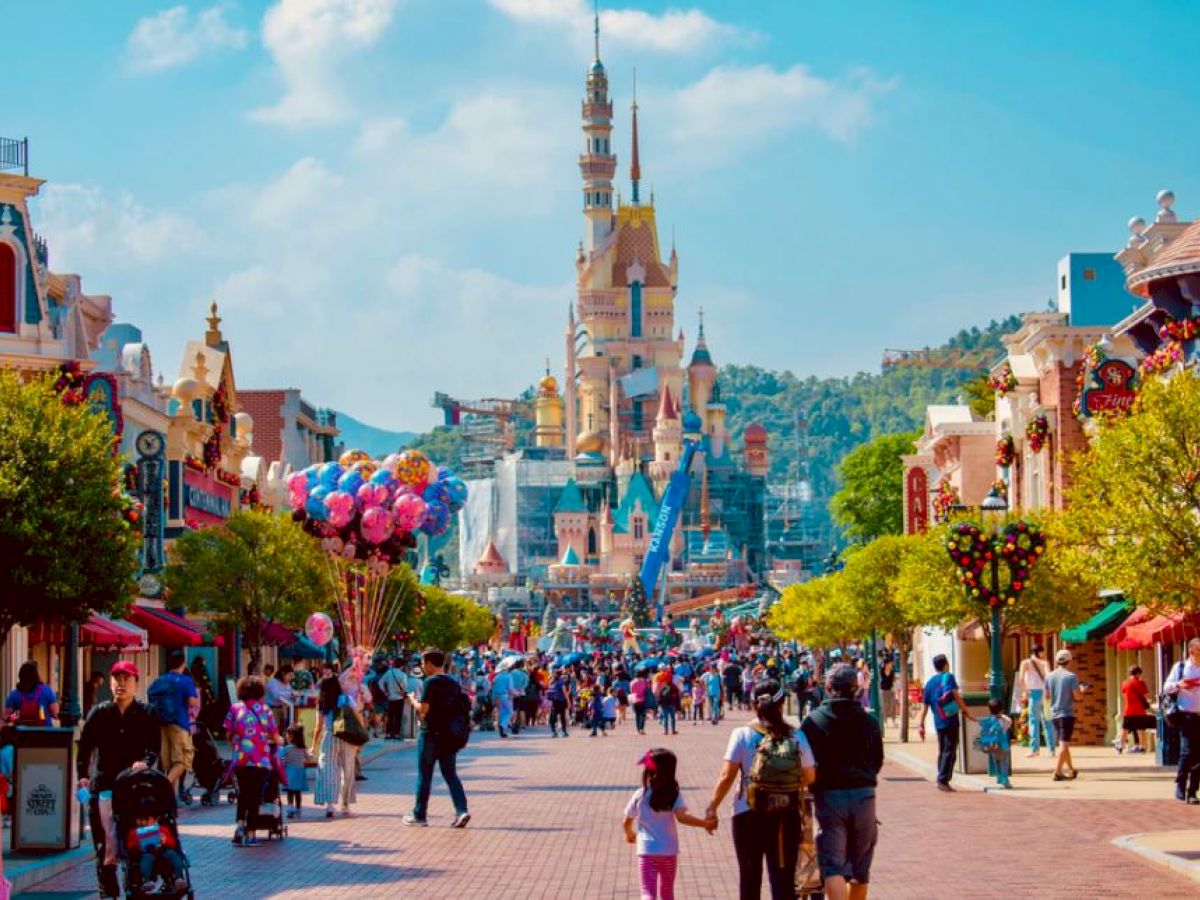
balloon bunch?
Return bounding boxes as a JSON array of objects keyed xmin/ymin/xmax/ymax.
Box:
[{"xmin": 285, "ymin": 448, "xmax": 468, "ymax": 570}]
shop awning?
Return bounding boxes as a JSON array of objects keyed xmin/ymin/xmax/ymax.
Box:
[
  {"xmin": 1061, "ymin": 598, "xmax": 1132, "ymax": 644},
  {"xmin": 279, "ymin": 633, "xmax": 328, "ymax": 660},
  {"xmin": 1114, "ymin": 610, "xmax": 1200, "ymax": 650},
  {"xmin": 27, "ymin": 615, "xmax": 145, "ymax": 650},
  {"xmin": 127, "ymin": 605, "xmax": 205, "ymax": 647},
  {"xmin": 257, "ymin": 620, "xmax": 298, "ymax": 647},
  {"xmin": 1106, "ymin": 606, "xmax": 1155, "ymax": 647}
]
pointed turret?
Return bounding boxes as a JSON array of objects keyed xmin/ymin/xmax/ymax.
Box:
[
  {"xmin": 579, "ymin": 4, "xmax": 617, "ymax": 254},
  {"xmin": 688, "ymin": 308, "xmax": 716, "ymax": 425},
  {"xmin": 630, "ymin": 71, "xmax": 641, "ymax": 204},
  {"xmin": 656, "ymin": 383, "xmax": 678, "ymax": 422}
]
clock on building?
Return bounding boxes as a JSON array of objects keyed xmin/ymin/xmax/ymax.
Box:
[
  {"xmin": 136, "ymin": 430, "xmax": 165, "ymax": 458},
  {"xmin": 138, "ymin": 573, "xmax": 163, "ymax": 598}
]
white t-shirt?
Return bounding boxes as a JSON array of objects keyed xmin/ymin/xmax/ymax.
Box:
[
  {"xmin": 723, "ymin": 724, "xmax": 816, "ymax": 817},
  {"xmin": 1021, "ymin": 658, "xmax": 1047, "ymax": 690},
  {"xmin": 624, "ymin": 787, "xmax": 685, "ymax": 856},
  {"xmin": 1165, "ymin": 659, "xmax": 1200, "ymax": 713}
]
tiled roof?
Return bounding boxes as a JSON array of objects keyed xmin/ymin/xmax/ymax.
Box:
[
  {"xmin": 610, "ymin": 220, "xmax": 671, "ymax": 287},
  {"xmin": 614, "ymin": 471, "xmax": 658, "ymax": 532},
  {"xmin": 1129, "ymin": 218, "xmax": 1200, "ymax": 296},
  {"xmin": 561, "ymin": 546, "xmax": 581, "ymax": 566}
]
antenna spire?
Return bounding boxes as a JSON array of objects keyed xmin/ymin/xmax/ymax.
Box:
[
  {"xmin": 593, "ymin": 0, "xmax": 600, "ymax": 60},
  {"xmin": 630, "ymin": 68, "xmax": 641, "ymax": 203}
]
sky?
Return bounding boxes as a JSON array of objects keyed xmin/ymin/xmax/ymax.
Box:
[{"xmin": 5, "ymin": 0, "xmax": 1200, "ymax": 431}]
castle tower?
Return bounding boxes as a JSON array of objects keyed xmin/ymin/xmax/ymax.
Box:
[
  {"xmin": 534, "ymin": 362, "xmax": 565, "ymax": 448},
  {"xmin": 707, "ymin": 380, "xmax": 728, "ymax": 458},
  {"xmin": 579, "ymin": 8, "xmax": 617, "ymax": 255},
  {"xmin": 564, "ymin": 306, "xmax": 578, "ymax": 456},
  {"xmin": 687, "ymin": 309, "xmax": 716, "ymax": 426},
  {"xmin": 649, "ymin": 383, "xmax": 682, "ymax": 488},
  {"xmin": 743, "ymin": 422, "xmax": 769, "ymax": 477}
]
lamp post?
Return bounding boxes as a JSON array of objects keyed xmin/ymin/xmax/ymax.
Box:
[{"xmin": 980, "ymin": 487, "xmax": 1009, "ymax": 706}]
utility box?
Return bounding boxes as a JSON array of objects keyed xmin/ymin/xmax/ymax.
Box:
[
  {"xmin": 12, "ymin": 726, "xmax": 80, "ymax": 852},
  {"xmin": 957, "ymin": 699, "xmax": 1002, "ymax": 776}
]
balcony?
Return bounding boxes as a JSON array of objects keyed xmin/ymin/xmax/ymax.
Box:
[{"xmin": 0, "ymin": 137, "xmax": 28, "ymax": 176}]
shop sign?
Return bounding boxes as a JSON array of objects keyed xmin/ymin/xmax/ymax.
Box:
[
  {"xmin": 83, "ymin": 372, "xmax": 123, "ymax": 440},
  {"xmin": 1081, "ymin": 359, "xmax": 1137, "ymax": 417},
  {"xmin": 906, "ymin": 467, "xmax": 929, "ymax": 534},
  {"xmin": 184, "ymin": 468, "xmax": 232, "ymax": 527}
]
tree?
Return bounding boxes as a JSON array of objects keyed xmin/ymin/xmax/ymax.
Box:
[
  {"xmin": 411, "ymin": 586, "xmax": 495, "ymax": 650},
  {"xmin": 769, "ymin": 576, "xmax": 856, "ymax": 649},
  {"xmin": 0, "ymin": 371, "xmax": 139, "ymax": 645},
  {"xmin": 166, "ymin": 510, "xmax": 328, "ymax": 668},
  {"xmin": 830, "ymin": 432, "xmax": 918, "ymax": 542},
  {"xmin": 962, "ymin": 371, "xmax": 997, "ymax": 420},
  {"xmin": 1060, "ymin": 373, "xmax": 1200, "ymax": 613},
  {"xmin": 624, "ymin": 578, "xmax": 653, "ymax": 627}
]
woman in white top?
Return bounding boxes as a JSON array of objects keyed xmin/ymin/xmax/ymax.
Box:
[
  {"xmin": 1018, "ymin": 645, "xmax": 1055, "ymax": 756},
  {"xmin": 1164, "ymin": 637, "xmax": 1200, "ymax": 803},
  {"xmin": 704, "ymin": 680, "xmax": 816, "ymax": 900}
]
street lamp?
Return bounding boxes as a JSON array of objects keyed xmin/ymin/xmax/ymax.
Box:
[{"xmin": 980, "ymin": 486, "xmax": 1009, "ymax": 706}]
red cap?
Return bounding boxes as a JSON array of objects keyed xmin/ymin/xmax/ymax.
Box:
[{"xmin": 110, "ymin": 661, "xmax": 139, "ymax": 679}]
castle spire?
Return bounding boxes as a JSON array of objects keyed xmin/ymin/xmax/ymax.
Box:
[
  {"xmin": 593, "ymin": 0, "xmax": 600, "ymax": 60},
  {"xmin": 579, "ymin": 4, "xmax": 616, "ymax": 254},
  {"xmin": 630, "ymin": 68, "xmax": 641, "ymax": 204}
]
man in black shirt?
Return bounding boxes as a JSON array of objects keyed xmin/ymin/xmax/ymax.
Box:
[
  {"xmin": 77, "ymin": 661, "xmax": 161, "ymax": 897},
  {"xmin": 801, "ymin": 663, "xmax": 884, "ymax": 900},
  {"xmin": 403, "ymin": 649, "xmax": 470, "ymax": 828}
]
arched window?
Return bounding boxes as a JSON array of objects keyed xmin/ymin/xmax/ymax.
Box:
[
  {"xmin": 588, "ymin": 528, "xmax": 597, "ymax": 555},
  {"xmin": 0, "ymin": 242, "xmax": 17, "ymax": 333}
]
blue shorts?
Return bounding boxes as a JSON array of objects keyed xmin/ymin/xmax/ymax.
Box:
[{"xmin": 814, "ymin": 788, "xmax": 878, "ymax": 884}]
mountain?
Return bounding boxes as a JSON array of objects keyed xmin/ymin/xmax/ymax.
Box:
[{"xmin": 333, "ymin": 412, "xmax": 417, "ymax": 458}]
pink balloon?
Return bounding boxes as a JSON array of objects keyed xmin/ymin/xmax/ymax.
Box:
[
  {"xmin": 360, "ymin": 506, "xmax": 393, "ymax": 544},
  {"xmin": 286, "ymin": 471, "xmax": 309, "ymax": 493},
  {"xmin": 393, "ymin": 493, "xmax": 427, "ymax": 531},
  {"xmin": 288, "ymin": 487, "xmax": 308, "ymax": 511},
  {"xmin": 357, "ymin": 482, "xmax": 388, "ymax": 510},
  {"xmin": 305, "ymin": 612, "xmax": 334, "ymax": 647},
  {"xmin": 326, "ymin": 490, "xmax": 356, "ymax": 528}
]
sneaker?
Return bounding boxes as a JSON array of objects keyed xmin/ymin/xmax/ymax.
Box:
[
  {"xmin": 1176, "ymin": 786, "xmax": 1187, "ymax": 801},
  {"xmin": 1189, "ymin": 796, "xmax": 1200, "ymax": 805},
  {"xmin": 1112, "ymin": 739, "xmax": 1124, "ymax": 754},
  {"xmin": 1053, "ymin": 773, "xmax": 1068, "ymax": 782},
  {"xmin": 1130, "ymin": 746, "xmax": 1147, "ymax": 754},
  {"xmin": 936, "ymin": 782, "xmax": 955, "ymax": 792},
  {"xmin": 1026, "ymin": 751, "xmax": 1039, "ymax": 758},
  {"xmin": 339, "ymin": 806, "xmax": 352, "ymax": 817},
  {"xmin": 231, "ymin": 827, "xmax": 245, "ymax": 846},
  {"xmin": 1000, "ymin": 780, "xmax": 1013, "ymax": 789},
  {"xmin": 326, "ymin": 808, "xmax": 335, "ymax": 818},
  {"xmin": 243, "ymin": 836, "xmax": 261, "ymax": 848},
  {"xmin": 356, "ymin": 774, "xmax": 368, "ymax": 782},
  {"xmin": 550, "ymin": 731, "xmax": 558, "ymax": 738},
  {"xmin": 403, "ymin": 815, "xmax": 429, "ymax": 827},
  {"xmin": 451, "ymin": 812, "xmax": 471, "ymax": 828}
]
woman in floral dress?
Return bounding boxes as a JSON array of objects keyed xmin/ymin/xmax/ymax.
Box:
[{"xmin": 223, "ymin": 676, "xmax": 279, "ymax": 847}]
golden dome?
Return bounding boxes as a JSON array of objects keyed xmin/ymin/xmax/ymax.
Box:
[
  {"xmin": 539, "ymin": 374, "xmax": 559, "ymax": 394},
  {"xmin": 576, "ymin": 430, "xmax": 605, "ymax": 454}
]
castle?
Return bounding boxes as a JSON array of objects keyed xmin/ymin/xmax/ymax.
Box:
[{"xmin": 460, "ymin": 16, "xmax": 768, "ymax": 612}]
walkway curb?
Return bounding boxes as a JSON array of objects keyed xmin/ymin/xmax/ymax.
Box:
[
  {"xmin": 1112, "ymin": 832, "xmax": 1200, "ymax": 886},
  {"xmin": 886, "ymin": 747, "xmax": 991, "ymax": 792}
]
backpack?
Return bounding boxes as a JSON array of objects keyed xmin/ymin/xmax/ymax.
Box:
[
  {"xmin": 15, "ymin": 687, "xmax": 47, "ymax": 726},
  {"xmin": 1161, "ymin": 661, "xmax": 1186, "ymax": 729},
  {"xmin": 973, "ymin": 717, "xmax": 1006, "ymax": 753},
  {"xmin": 656, "ymin": 683, "xmax": 675, "ymax": 708},
  {"xmin": 934, "ymin": 673, "xmax": 960, "ymax": 719},
  {"xmin": 368, "ymin": 675, "xmax": 387, "ymax": 707},
  {"xmin": 745, "ymin": 724, "xmax": 802, "ymax": 814},
  {"xmin": 148, "ymin": 673, "xmax": 183, "ymax": 726},
  {"xmin": 440, "ymin": 684, "xmax": 472, "ymax": 753}
]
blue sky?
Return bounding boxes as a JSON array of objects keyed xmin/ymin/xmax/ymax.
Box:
[{"xmin": 5, "ymin": 1, "xmax": 1200, "ymax": 431}]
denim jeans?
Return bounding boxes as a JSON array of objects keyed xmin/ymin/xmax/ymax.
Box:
[
  {"xmin": 1027, "ymin": 689, "xmax": 1056, "ymax": 752},
  {"xmin": 1177, "ymin": 712, "xmax": 1200, "ymax": 798},
  {"xmin": 936, "ymin": 719, "xmax": 959, "ymax": 785},
  {"xmin": 634, "ymin": 703, "xmax": 647, "ymax": 731},
  {"xmin": 732, "ymin": 808, "xmax": 801, "ymax": 900},
  {"xmin": 660, "ymin": 706, "xmax": 677, "ymax": 733},
  {"xmin": 413, "ymin": 730, "xmax": 467, "ymax": 820},
  {"xmin": 550, "ymin": 701, "xmax": 569, "ymax": 734}
]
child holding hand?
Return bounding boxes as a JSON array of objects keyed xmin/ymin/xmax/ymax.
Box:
[{"xmin": 623, "ymin": 748, "xmax": 714, "ymax": 900}]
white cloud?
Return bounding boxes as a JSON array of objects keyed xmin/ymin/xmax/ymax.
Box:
[
  {"xmin": 667, "ymin": 64, "xmax": 894, "ymax": 158},
  {"xmin": 125, "ymin": 4, "xmax": 248, "ymax": 73},
  {"xmin": 489, "ymin": 0, "xmax": 744, "ymax": 54},
  {"xmin": 251, "ymin": 0, "xmax": 400, "ymax": 127},
  {"xmin": 34, "ymin": 184, "xmax": 208, "ymax": 270}
]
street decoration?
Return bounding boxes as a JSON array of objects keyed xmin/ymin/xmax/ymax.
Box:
[
  {"xmin": 995, "ymin": 435, "xmax": 1016, "ymax": 467},
  {"xmin": 1075, "ymin": 342, "xmax": 1138, "ymax": 417},
  {"xmin": 987, "ymin": 363, "xmax": 1018, "ymax": 395},
  {"xmin": 1159, "ymin": 314, "xmax": 1200, "ymax": 343},
  {"xmin": 1140, "ymin": 340, "xmax": 1184, "ymax": 376},
  {"xmin": 931, "ymin": 476, "xmax": 959, "ymax": 522},
  {"xmin": 287, "ymin": 448, "xmax": 466, "ymax": 655},
  {"xmin": 1025, "ymin": 414, "xmax": 1049, "ymax": 453},
  {"xmin": 945, "ymin": 520, "xmax": 1045, "ymax": 608}
]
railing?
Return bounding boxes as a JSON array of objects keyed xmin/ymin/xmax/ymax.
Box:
[{"xmin": 0, "ymin": 137, "xmax": 28, "ymax": 176}]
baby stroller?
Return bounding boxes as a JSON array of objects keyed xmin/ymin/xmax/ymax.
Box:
[
  {"xmin": 243, "ymin": 764, "xmax": 288, "ymax": 842},
  {"xmin": 188, "ymin": 722, "xmax": 236, "ymax": 806},
  {"xmin": 111, "ymin": 767, "xmax": 193, "ymax": 899},
  {"xmin": 472, "ymin": 694, "xmax": 495, "ymax": 731}
]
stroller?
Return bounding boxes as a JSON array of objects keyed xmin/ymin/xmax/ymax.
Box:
[
  {"xmin": 187, "ymin": 722, "xmax": 236, "ymax": 807},
  {"xmin": 245, "ymin": 764, "xmax": 288, "ymax": 842},
  {"xmin": 109, "ymin": 767, "xmax": 194, "ymax": 899},
  {"xmin": 472, "ymin": 694, "xmax": 495, "ymax": 731}
]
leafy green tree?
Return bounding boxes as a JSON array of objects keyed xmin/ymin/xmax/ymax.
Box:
[
  {"xmin": 166, "ymin": 510, "xmax": 328, "ymax": 668},
  {"xmin": 0, "ymin": 371, "xmax": 139, "ymax": 645},
  {"xmin": 769, "ymin": 575, "xmax": 856, "ymax": 649},
  {"xmin": 411, "ymin": 585, "xmax": 495, "ymax": 650},
  {"xmin": 1060, "ymin": 373, "xmax": 1200, "ymax": 613},
  {"xmin": 962, "ymin": 371, "xmax": 997, "ymax": 420},
  {"xmin": 830, "ymin": 432, "xmax": 918, "ymax": 542}
]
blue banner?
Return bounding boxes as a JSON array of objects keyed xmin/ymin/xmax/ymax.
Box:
[{"xmin": 640, "ymin": 439, "xmax": 699, "ymax": 607}]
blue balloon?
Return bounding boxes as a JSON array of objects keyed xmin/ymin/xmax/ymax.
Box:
[
  {"xmin": 423, "ymin": 481, "xmax": 451, "ymax": 506},
  {"xmin": 302, "ymin": 465, "xmax": 320, "ymax": 488},
  {"xmin": 317, "ymin": 462, "xmax": 343, "ymax": 487},
  {"xmin": 338, "ymin": 470, "xmax": 365, "ymax": 496},
  {"xmin": 370, "ymin": 468, "xmax": 397, "ymax": 489},
  {"xmin": 305, "ymin": 495, "xmax": 330, "ymax": 521},
  {"xmin": 445, "ymin": 477, "xmax": 468, "ymax": 507},
  {"xmin": 420, "ymin": 499, "xmax": 450, "ymax": 535},
  {"xmin": 437, "ymin": 466, "xmax": 452, "ymax": 482}
]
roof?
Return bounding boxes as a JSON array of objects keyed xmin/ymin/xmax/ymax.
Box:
[
  {"xmin": 1060, "ymin": 598, "xmax": 1130, "ymax": 644},
  {"xmin": 1008, "ymin": 354, "xmax": 1039, "ymax": 381},
  {"xmin": 560, "ymin": 545, "xmax": 581, "ymax": 566},
  {"xmin": 744, "ymin": 422, "xmax": 767, "ymax": 441},
  {"xmin": 609, "ymin": 215, "xmax": 671, "ymax": 288},
  {"xmin": 613, "ymin": 471, "xmax": 658, "ymax": 532},
  {"xmin": 554, "ymin": 478, "xmax": 588, "ymax": 514},
  {"xmin": 689, "ymin": 336, "xmax": 713, "ymax": 368},
  {"xmin": 683, "ymin": 409, "xmax": 703, "ymax": 433},
  {"xmin": 1128, "ymin": 218, "xmax": 1200, "ymax": 297},
  {"xmin": 656, "ymin": 384, "xmax": 678, "ymax": 421},
  {"xmin": 178, "ymin": 340, "xmax": 226, "ymax": 390}
]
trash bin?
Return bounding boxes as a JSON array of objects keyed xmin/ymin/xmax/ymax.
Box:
[
  {"xmin": 957, "ymin": 694, "xmax": 994, "ymax": 776},
  {"xmin": 12, "ymin": 726, "xmax": 80, "ymax": 852},
  {"xmin": 1157, "ymin": 713, "xmax": 1181, "ymax": 768}
]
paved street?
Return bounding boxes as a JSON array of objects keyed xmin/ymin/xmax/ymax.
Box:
[{"xmin": 20, "ymin": 711, "xmax": 1200, "ymax": 899}]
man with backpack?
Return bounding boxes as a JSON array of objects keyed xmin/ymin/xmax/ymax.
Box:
[
  {"xmin": 657, "ymin": 674, "xmax": 680, "ymax": 736},
  {"xmin": 918, "ymin": 653, "xmax": 974, "ymax": 792},
  {"xmin": 148, "ymin": 649, "xmax": 200, "ymax": 793},
  {"xmin": 403, "ymin": 649, "xmax": 470, "ymax": 828},
  {"xmin": 802, "ymin": 664, "xmax": 884, "ymax": 900},
  {"xmin": 377, "ymin": 657, "xmax": 409, "ymax": 740}
]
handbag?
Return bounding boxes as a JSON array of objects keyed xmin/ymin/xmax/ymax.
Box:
[
  {"xmin": 333, "ymin": 705, "xmax": 369, "ymax": 746},
  {"xmin": 1161, "ymin": 662, "xmax": 1186, "ymax": 730}
]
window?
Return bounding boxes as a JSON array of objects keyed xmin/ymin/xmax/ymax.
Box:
[
  {"xmin": 588, "ymin": 528, "xmax": 597, "ymax": 555},
  {"xmin": 1083, "ymin": 268, "xmax": 1096, "ymax": 281},
  {"xmin": 1060, "ymin": 274, "xmax": 1067, "ymax": 290},
  {"xmin": 630, "ymin": 281, "xmax": 642, "ymax": 338},
  {"xmin": 632, "ymin": 399, "xmax": 643, "ymax": 432},
  {"xmin": 0, "ymin": 242, "xmax": 16, "ymax": 333},
  {"xmin": 632, "ymin": 355, "xmax": 642, "ymax": 369}
]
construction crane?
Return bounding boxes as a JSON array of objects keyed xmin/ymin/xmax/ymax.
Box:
[
  {"xmin": 430, "ymin": 392, "xmax": 528, "ymax": 477},
  {"xmin": 881, "ymin": 348, "xmax": 990, "ymax": 371}
]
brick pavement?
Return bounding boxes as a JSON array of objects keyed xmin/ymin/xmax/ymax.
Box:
[{"xmin": 19, "ymin": 710, "xmax": 1200, "ymax": 899}]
